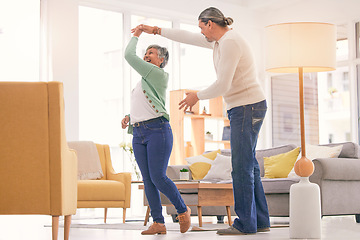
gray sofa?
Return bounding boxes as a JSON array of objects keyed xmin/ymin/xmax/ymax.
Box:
[{"xmin": 163, "ymin": 142, "xmax": 360, "ymax": 223}]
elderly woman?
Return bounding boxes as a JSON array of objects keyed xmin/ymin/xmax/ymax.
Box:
[{"xmin": 121, "ymin": 27, "xmax": 191, "ymax": 235}]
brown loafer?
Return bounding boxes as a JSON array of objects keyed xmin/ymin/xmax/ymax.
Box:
[
  {"xmin": 177, "ymin": 206, "xmax": 191, "ymax": 233},
  {"xmin": 257, "ymin": 227, "xmax": 270, "ymax": 232},
  {"xmin": 141, "ymin": 222, "xmax": 166, "ymax": 235}
]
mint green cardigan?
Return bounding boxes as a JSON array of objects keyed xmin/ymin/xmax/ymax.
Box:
[{"xmin": 124, "ymin": 37, "xmax": 169, "ymax": 134}]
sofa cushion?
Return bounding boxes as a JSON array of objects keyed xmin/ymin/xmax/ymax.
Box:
[
  {"xmin": 189, "ymin": 162, "xmax": 211, "ymax": 180},
  {"xmin": 186, "ymin": 149, "xmax": 221, "ymax": 165},
  {"xmin": 264, "ymin": 147, "xmax": 300, "ymax": 178},
  {"xmin": 256, "ymin": 144, "xmax": 297, "ymax": 177},
  {"xmin": 322, "ymin": 142, "xmax": 359, "ymax": 158},
  {"xmin": 203, "ymin": 153, "xmax": 232, "ymax": 180},
  {"xmin": 185, "ymin": 155, "xmax": 214, "ymax": 165},
  {"xmin": 262, "ymin": 177, "xmax": 300, "ymax": 194},
  {"xmin": 78, "ymin": 180, "xmax": 125, "ymax": 201},
  {"xmin": 288, "ymin": 144, "xmax": 343, "ymax": 178}
]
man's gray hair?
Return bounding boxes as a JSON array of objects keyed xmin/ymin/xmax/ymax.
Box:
[
  {"xmin": 198, "ymin": 7, "xmax": 234, "ymax": 27},
  {"xmin": 146, "ymin": 45, "xmax": 169, "ymax": 68}
]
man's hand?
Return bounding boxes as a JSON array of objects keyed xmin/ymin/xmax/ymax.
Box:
[
  {"xmin": 121, "ymin": 116, "xmax": 130, "ymax": 129},
  {"xmin": 179, "ymin": 92, "xmax": 199, "ymax": 112}
]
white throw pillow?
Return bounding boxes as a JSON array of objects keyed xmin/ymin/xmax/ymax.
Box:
[
  {"xmin": 186, "ymin": 155, "xmax": 214, "ymax": 165},
  {"xmin": 203, "ymin": 153, "xmax": 232, "ymax": 180},
  {"xmin": 287, "ymin": 144, "xmax": 343, "ymax": 178}
]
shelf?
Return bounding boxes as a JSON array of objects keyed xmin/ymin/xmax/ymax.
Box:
[
  {"xmin": 170, "ymin": 89, "xmax": 230, "ymax": 165},
  {"xmin": 184, "ymin": 114, "xmax": 227, "ymax": 120},
  {"xmin": 205, "ymin": 140, "xmax": 230, "ymax": 144}
]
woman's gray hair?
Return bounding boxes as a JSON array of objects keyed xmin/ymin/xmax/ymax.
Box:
[
  {"xmin": 146, "ymin": 45, "xmax": 169, "ymax": 68},
  {"xmin": 198, "ymin": 7, "xmax": 233, "ymax": 27}
]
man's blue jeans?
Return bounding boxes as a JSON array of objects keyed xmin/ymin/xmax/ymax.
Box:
[
  {"xmin": 227, "ymin": 100, "xmax": 270, "ymax": 233},
  {"xmin": 132, "ymin": 117, "xmax": 187, "ymax": 223}
]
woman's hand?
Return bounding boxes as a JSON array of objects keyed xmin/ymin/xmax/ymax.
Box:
[
  {"xmin": 132, "ymin": 26, "xmax": 143, "ymax": 37},
  {"xmin": 121, "ymin": 116, "xmax": 130, "ymax": 129}
]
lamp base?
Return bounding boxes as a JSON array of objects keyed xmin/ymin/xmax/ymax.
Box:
[{"xmin": 289, "ymin": 177, "xmax": 321, "ymax": 239}]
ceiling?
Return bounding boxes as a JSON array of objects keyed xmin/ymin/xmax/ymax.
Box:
[{"xmin": 221, "ymin": 0, "xmax": 303, "ymax": 12}]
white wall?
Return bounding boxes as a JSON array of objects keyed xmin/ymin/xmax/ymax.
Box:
[
  {"xmin": 42, "ymin": 0, "xmax": 79, "ymax": 141},
  {"xmin": 256, "ymin": 0, "xmax": 360, "ymax": 26}
]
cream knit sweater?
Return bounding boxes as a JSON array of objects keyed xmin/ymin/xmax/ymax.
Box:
[{"xmin": 161, "ymin": 28, "xmax": 265, "ymax": 110}]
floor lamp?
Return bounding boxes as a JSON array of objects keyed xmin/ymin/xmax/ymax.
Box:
[{"xmin": 265, "ymin": 22, "xmax": 336, "ymax": 239}]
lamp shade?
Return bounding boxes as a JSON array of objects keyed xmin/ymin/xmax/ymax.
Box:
[{"xmin": 265, "ymin": 22, "xmax": 336, "ymax": 73}]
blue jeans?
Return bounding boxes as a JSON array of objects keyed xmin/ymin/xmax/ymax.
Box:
[
  {"xmin": 132, "ymin": 117, "xmax": 187, "ymax": 223},
  {"xmin": 227, "ymin": 100, "xmax": 270, "ymax": 233}
]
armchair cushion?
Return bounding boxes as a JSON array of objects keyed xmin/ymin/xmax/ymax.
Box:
[
  {"xmin": 68, "ymin": 141, "xmax": 103, "ymax": 180},
  {"xmin": 78, "ymin": 180, "xmax": 125, "ymax": 201}
]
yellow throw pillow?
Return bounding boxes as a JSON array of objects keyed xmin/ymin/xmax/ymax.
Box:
[
  {"xmin": 189, "ymin": 162, "xmax": 212, "ymax": 180},
  {"xmin": 264, "ymin": 147, "xmax": 300, "ymax": 178},
  {"xmin": 202, "ymin": 149, "xmax": 221, "ymax": 160}
]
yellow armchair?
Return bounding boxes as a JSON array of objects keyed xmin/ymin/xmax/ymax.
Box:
[
  {"xmin": 71, "ymin": 142, "xmax": 131, "ymax": 223},
  {"xmin": 0, "ymin": 82, "xmax": 78, "ymax": 240}
]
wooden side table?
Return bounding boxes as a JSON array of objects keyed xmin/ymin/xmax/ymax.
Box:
[{"xmin": 139, "ymin": 182, "xmax": 234, "ymax": 227}]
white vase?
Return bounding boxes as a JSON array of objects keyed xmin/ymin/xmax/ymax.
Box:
[
  {"xmin": 289, "ymin": 177, "xmax": 322, "ymax": 239},
  {"xmin": 179, "ymin": 172, "xmax": 189, "ymax": 180}
]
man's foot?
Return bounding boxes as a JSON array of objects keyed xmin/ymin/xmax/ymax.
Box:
[
  {"xmin": 257, "ymin": 227, "xmax": 270, "ymax": 232},
  {"xmin": 216, "ymin": 226, "xmax": 255, "ymax": 235},
  {"xmin": 141, "ymin": 222, "xmax": 166, "ymax": 235},
  {"xmin": 176, "ymin": 206, "xmax": 191, "ymax": 233}
]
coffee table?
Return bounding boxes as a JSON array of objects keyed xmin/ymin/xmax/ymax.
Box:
[{"xmin": 139, "ymin": 182, "xmax": 234, "ymax": 227}]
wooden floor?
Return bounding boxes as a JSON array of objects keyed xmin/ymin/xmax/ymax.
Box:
[{"xmin": 1, "ymin": 209, "xmax": 360, "ymax": 240}]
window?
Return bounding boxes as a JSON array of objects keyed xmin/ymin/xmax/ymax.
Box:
[
  {"xmin": 271, "ymin": 73, "xmax": 319, "ymax": 147},
  {"xmin": 336, "ymin": 24, "xmax": 348, "ymax": 61},
  {"xmin": 78, "ymin": 7, "xmax": 124, "ymax": 144},
  {"xmin": 343, "ymin": 71, "xmax": 349, "ymax": 91},
  {"xmin": 356, "ymin": 22, "xmax": 360, "ymax": 58},
  {"xmin": 318, "ymin": 66, "xmax": 351, "ymax": 144},
  {"xmin": 357, "ymin": 65, "xmax": 360, "ymax": 141},
  {"xmin": 130, "ymin": 16, "xmax": 173, "ymax": 89},
  {"xmin": 179, "ymin": 23, "xmax": 216, "ymax": 90},
  {"xmin": 0, "ymin": 0, "xmax": 40, "ymax": 81},
  {"xmin": 317, "ymin": 24, "xmax": 352, "ymax": 144}
]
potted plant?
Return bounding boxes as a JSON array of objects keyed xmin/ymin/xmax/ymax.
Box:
[
  {"xmin": 205, "ymin": 131, "xmax": 213, "ymax": 140},
  {"xmin": 179, "ymin": 168, "xmax": 190, "ymax": 180}
]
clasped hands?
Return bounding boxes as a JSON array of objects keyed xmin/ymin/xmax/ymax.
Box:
[{"xmin": 131, "ymin": 24, "xmax": 154, "ymax": 36}]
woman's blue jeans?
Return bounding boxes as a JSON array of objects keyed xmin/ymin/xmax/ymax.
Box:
[
  {"xmin": 227, "ymin": 100, "xmax": 270, "ymax": 233},
  {"xmin": 132, "ymin": 117, "xmax": 187, "ymax": 223}
]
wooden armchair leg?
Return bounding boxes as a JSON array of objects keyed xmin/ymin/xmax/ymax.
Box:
[
  {"xmin": 226, "ymin": 206, "xmax": 232, "ymax": 226},
  {"xmin": 52, "ymin": 216, "xmax": 59, "ymax": 240},
  {"xmin": 104, "ymin": 208, "xmax": 108, "ymax": 223},
  {"xmin": 123, "ymin": 208, "xmax": 126, "ymax": 223},
  {"xmin": 144, "ymin": 206, "xmax": 150, "ymax": 226},
  {"xmin": 64, "ymin": 215, "xmax": 72, "ymax": 240}
]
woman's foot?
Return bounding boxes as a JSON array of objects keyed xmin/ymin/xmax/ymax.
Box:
[
  {"xmin": 177, "ymin": 206, "xmax": 191, "ymax": 233},
  {"xmin": 141, "ymin": 222, "xmax": 166, "ymax": 235}
]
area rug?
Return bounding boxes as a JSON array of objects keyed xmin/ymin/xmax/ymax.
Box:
[
  {"xmin": 46, "ymin": 222, "xmax": 229, "ymax": 231},
  {"xmin": 46, "ymin": 222, "xmax": 288, "ymax": 231}
]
